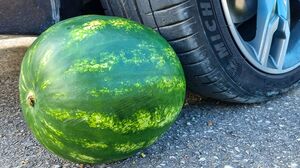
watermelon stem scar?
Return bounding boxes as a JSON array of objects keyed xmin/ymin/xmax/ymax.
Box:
[{"xmin": 26, "ymin": 92, "xmax": 36, "ymax": 108}]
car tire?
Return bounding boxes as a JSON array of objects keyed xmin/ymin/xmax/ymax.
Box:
[{"xmin": 99, "ymin": 0, "xmax": 300, "ymax": 103}]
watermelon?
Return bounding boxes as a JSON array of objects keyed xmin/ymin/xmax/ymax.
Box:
[{"xmin": 19, "ymin": 15, "xmax": 186, "ymax": 164}]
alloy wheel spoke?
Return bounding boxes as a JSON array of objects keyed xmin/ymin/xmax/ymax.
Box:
[
  {"xmin": 250, "ymin": 0, "xmax": 291, "ymax": 68},
  {"xmin": 272, "ymin": 0, "xmax": 290, "ymax": 69},
  {"xmin": 272, "ymin": 19, "xmax": 290, "ymax": 69},
  {"xmin": 251, "ymin": 0, "xmax": 278, "ymax": 66}
]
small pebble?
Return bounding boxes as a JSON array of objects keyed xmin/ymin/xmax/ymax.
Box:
[
  {"xmin": 207, "ymin": 120, "xmax": 214, "ymax": 126},
  {"xmin": 234, "ymin": 147, "xmax": 240, "ymax": 152},
  {"xmin": 51, "ymin": 165, "xmax": 61, "ymax": 168},
  {"xmin": 160, "ymin": 163, "xmax": 166, "ymax": 166},
  {"xmin": 62, "ymin": 164, "xmax": 70, "ymax": 168},
  {"xmin": 140, "ymin": 153, "xmax": 146, "ymax": 158},
  {"xmin": 290, "ymin": 163, "xmax": 298, "ymax": 168},
  {"xmin": 21, "ymin": 160, "xmax": 28, "ymax": 165}
]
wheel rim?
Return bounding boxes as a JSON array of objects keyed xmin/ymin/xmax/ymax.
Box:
[{"xmin": 221, "ymin": 0, "xmax": 300, "ymax": 74}]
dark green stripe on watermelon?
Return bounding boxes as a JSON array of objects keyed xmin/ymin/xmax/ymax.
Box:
[{"xmin": 19, "ymin": 15, "xmax": 186, "ymax": 164}]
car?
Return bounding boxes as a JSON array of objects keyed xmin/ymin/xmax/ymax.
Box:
[
  {"xmin": 99, "ymin": 0, "xmax": 300, "ymax": 103},
  {"xmin": 0, "ymin": 0, "xmax": 101, "ymax": 34},
  {"xmin": 3, "ymin": 0, "xmax": 300, "ymax": 103}
]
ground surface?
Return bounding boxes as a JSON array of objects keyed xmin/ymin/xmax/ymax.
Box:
[
  {"xmin": 0, "ymin": 36, "xmax": 300, "ymax": 168},
  {"xmin": 0, "ymin": 1, "xmax": 56, "ymax": 34}
]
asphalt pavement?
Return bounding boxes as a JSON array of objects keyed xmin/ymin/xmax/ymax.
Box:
[{"xmin": 0, "ymin": 36, "xmax": 299, "ymax": 168}]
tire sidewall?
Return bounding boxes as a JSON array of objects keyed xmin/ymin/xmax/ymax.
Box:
[{"xmin": 197, "ymin": 0, "xmax": 300, "ymax": 96}]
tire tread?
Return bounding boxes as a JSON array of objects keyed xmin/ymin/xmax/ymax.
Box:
[{"xmin": 100, "ymin": 0, "xmax": 263, "ymax": 103}]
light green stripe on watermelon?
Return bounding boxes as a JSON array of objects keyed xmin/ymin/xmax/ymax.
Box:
[
  {"xmin": 38, "ymin": 120, "xmax": 65, "ymax": 149},
  {"xmin": 20, "ymin": 70, "xmax": 29, "ymax": 90},
  {"xmin": 44, "ymin": 132, "xmax": 64, "ymax": 149},
  {"xmin": 40, "ymin": 80, "xmax": 51, "ymax": 90},
  {"xmin": 71, "ymin": 18, "xmax": 144, "ymax": 41},
  {"xmin": 88, "ymin": 76, "xmax": 185, "ymax": 97},
  {"xmin": 52, "ymin": 93, "xmax": 66, "ymax": 99},
  {"xmin": 25, "ymin": 47, "xmax": 35, "ymax": 66},
  {"xmin": 40, "ymin": 49, "xmax": 53, "ymax": 66},
  {"xmin": 66, "ymin": 57, "xmax": 118, "ymax": 73},
  {"xmin": 69, "ymin": 152, "xmax": 98, "ymax": 163},
  {"xmin": 108, "ymin": 19, "xmax": 144, "ymax": 31},
  {"xmin": 46, "ymin": 109, "xmax": 71, "ymax": 121},
  {"xmin": 32, "ymin": 46, "xmax": 54, "ymax": 84},
  {"xmin": 83, "ymin": 20, "xmax": 107, "ymax": 30},
  {"xmin": 164, "ymin": 47, "xmax": 177, "ymax": 58},
  {"xmin": 71, "ymin": 21, "xmax": 106, "ymax": 41},
  {"xmin": 146, "ymin": 136, "xmax": 159, "ymax": 147},
  {"xmin": 64, "ymin": 137, "xmax": 108, "ymax": 149},
  {"xmin": 82, "ymin": 141, "xmax": 108, "ymax": 149},
  {"xmin": 114, "ymin": 142, "xmax": 145, "ymax": 153},
  {"xmin": 42, "ymin": 119, "xmax": 63, "ymax": 136},
  {"xmin": 20, "ymin": 84, "xmax": 27, "ymax": 92},
  {"xmin": 89, "ymin": 88, "xmax": 110, "ymax": 96},
  {"xmin": 45, "ymin": 106, "xmax": 179, "ymax": 133}
]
